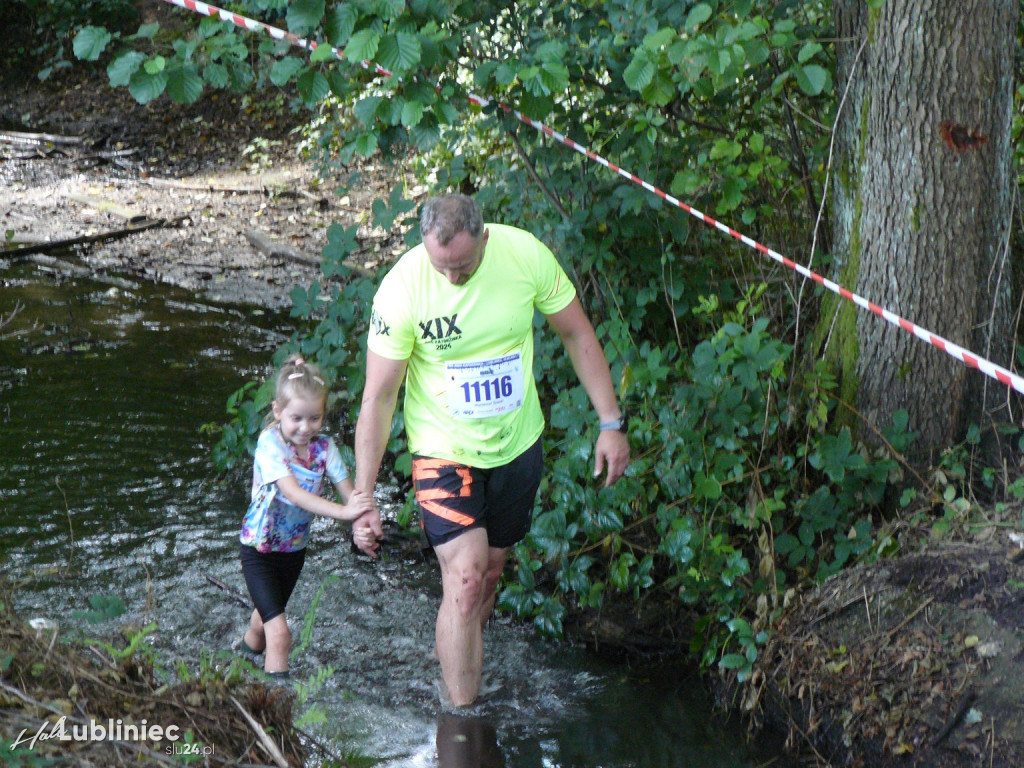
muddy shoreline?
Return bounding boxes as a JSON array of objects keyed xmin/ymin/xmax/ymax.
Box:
[{"xmin": 1, "ymin": 65, "xmax": 413, "ymax": 312}]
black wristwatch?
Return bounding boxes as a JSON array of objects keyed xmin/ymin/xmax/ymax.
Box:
[{"xmin": 599, "ymin": 413, "xmax": 627, "ymax": 433}]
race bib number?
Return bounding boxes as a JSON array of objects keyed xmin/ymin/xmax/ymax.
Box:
[{"xmin": 446, "ymin": 353, "xmax": 524, "ymax": 419}]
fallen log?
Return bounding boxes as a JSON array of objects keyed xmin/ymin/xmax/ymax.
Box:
[
  {"xmin": 108, "ymin": 175, "xmax": 275, "ymax": 195},
  {"xmin": 0, "ymin": 217, "xmax": 185, "ymax": 260},
  {"xmin": 68, "ymin": 193, "xmax": 148, "ymax": 222},
  {"xmin": 0, "ymin": 130, "xmax": 84, "ymax": 146},
  {"xmin": 244, "ymin": 227, "xmax": 319, "ymax": 266},
  {"xmin": 14, "ymin": 146, "xmax": 75, "ymax": 160},
  {"xmin": 244, "ymin": 227, "xmax": 372, "ymax": 276}
]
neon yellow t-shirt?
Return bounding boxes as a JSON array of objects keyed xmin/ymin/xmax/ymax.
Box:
[{"xmin": 368, "ymin": 224, "xmax": 576, "ymax": 467}]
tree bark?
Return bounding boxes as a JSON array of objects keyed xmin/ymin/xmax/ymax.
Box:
[{"xmin": 830, "ymin": 0, "xmax": 1018, "ymax": 455}]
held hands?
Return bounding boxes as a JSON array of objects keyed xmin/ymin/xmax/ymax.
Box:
[
  {"xmin": 593, "ymin": 430, "xmax": 630, "ymax": 488},
  {"xmin": 350, "ymin": 491, "xmax": 383, "ymax": 558}
]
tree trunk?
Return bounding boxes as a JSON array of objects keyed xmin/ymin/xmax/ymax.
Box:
[{"xmin": 829, "ymin": 0, "xmax": 1018, "ymax": 456}]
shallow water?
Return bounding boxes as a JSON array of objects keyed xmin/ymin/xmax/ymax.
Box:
[{"xmin": 0, "ymin": 258, "xmax": 784, "ymax": 767}]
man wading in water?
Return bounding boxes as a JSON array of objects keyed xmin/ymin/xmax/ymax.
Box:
[{"xmin": 352, "ymin": 194, "xmax": 630, "ymax": 706}]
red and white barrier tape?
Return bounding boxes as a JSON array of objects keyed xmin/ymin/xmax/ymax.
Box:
[
  {"xmin": 157, "ymin": 0, "xmax": 392, "ymax": 77},
  {"xmin": 156, "ymin": 0, "xmax": 1024, "ymax": 395}
]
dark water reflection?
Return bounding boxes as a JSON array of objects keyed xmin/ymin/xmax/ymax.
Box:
[{"xmin": 0, "ymin": 259, "xmax": 784, "ymax": 767}]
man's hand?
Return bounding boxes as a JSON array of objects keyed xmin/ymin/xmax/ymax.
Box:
[{"xmin": 594, "ymin": 430, "xmax": 630, "ymax": 487}]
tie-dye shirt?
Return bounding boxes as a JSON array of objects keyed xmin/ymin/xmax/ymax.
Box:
[{"xmin": 239, "ymin": 427, "xmax": 349, "ymax": 553}]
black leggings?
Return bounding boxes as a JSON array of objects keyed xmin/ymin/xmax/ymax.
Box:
[{"xmin": 239, "ymin": 544, "xmax": 306, "ymax": 623}]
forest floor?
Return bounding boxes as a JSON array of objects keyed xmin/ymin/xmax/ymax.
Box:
[{"xmin": 6, "ymin": 30, "xmax": 1024, "ymax": 768}]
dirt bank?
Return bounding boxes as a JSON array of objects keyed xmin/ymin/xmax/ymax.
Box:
[
  {"xmin": 736, "ymin": 535, "xmax": 1024, "ymax": 768},
  {"xmin": 1, "ymin": 60, "xmax": 414, "ymax": 311}
]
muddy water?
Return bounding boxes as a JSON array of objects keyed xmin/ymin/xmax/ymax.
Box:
[{"xmin": 0, "ymin": 259, "xmax": 783, "ymax": 767}]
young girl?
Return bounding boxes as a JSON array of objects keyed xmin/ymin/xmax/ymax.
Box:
[{"xmin": 239, "ymin": 355, "xmax": 373, "ymax": 677}]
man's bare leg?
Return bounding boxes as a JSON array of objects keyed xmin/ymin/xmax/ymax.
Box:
[
  {"xmin": 434, "ymin": 529, "xmax": 506, "ymax": 706},
  {"xmin": 479, "ymin": 545, "xmax": 508, "ymax": 629},
  {"xmin": 433, "ymin": 544, "xmax": 506, "ymax": 660}
]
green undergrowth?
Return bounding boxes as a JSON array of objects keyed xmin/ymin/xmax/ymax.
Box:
[{"xmin": 205, "ymin": 242, "xmax": 1024, "ymax": 685}]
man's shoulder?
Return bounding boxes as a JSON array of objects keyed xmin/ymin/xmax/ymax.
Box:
[
  {"xmin": 486, "ymin": 223, "xmax": 538, "ymax": 245},
  {"xmin": 384, "ymin": 243, "xmax": 428, "ymax": 276},
  {"xmin": 375, "ymin": 244, "xmax": 428, "ymax": 301}
]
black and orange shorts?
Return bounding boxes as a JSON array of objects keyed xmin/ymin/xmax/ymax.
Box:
[{"xmin": 411, "ymin": 438, "xmax": 543, "ymax": 548}]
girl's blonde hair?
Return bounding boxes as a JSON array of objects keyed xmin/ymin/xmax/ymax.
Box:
[{"xmin": 266, "ymin": 355, "xmax": 329, "ymax": 425}]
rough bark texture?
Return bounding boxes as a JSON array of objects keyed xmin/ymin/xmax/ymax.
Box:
[{"xmin": 831, "ymin": 0, "xmax": 1018, "ymax": 456}]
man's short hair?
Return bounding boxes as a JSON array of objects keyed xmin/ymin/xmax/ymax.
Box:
[{"xmin": 420, "ymin": 194, "xmax": 484, "ymax": 246}]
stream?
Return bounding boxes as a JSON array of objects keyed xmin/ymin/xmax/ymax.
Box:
[{"xmin": 0, "ymin": 258, "xmax": 788, "ymax": 767}]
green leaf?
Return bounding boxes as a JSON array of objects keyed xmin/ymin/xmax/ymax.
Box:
[
  {"xmin": 744, "ymin": 39, "xmax": 770, "ymax": 67},
  {"xmin": 298, "ymin": 71, "xmax": 330, "ymax": 104},
  {"xmin": 641, "ymin": 72, "xmax": 676, "ymax": 107},
  {"xmin": 474, "ymin": 60, "xmax": 499, "ymax": 88},
  {"xmin": 394, "ymin": 451, "xmax": 412, "ymax": 477},
  {"xmin": 623, "ymin": 50, "xmax": 655, "ymax": 92},
  {"xmin": 538, "ymin": 60, "xmax": 569, "ymax": 95},
  {"xmin": 107, "ymin": 51, "xmax": 146, "ymax": 87},
  {"xmin": 351, "ymin": 132, "xmax": 379, "ymax": 157},
  {"xmin": 374, "ymin": 0, "xmax": 406, "ymax": 20},
  {"xmin": 710, "ymin": 139, "xmax": 742, "ymax": 162},
  {"xmin": 518, "ymin": 90, "xmax": 554, "ymax": 119},
  {"xmin": 671, "ymin": 169, "xmax": 707, "ymax": 196},
  {"xmin": 796, "ymin": 64, "xmax": 828, "ymax": 96},
  {"xmin": 494, "ymin": 62, "xmax": 517, "ymax": 87},
  {"xmin": 166, "ymin": 66, "xmax": 203, "ymax": 103},
  {"xmin": 774, "ymin": 533, "xmax": 798, "ymax": 555},
  {"xmin": 323, "ymin": 222, "xmax": 360, "ymax": 261},
  {"xmin": 354, "ymin": 96, "xmax": 383, "ymax": 125},
  {"xmin": 401, "ymin": 99, "xmax": 425, "ymax": 128},
  {"xmin": 716, "ymin": 176, "xmax": 744, "ymax": 213},
  {"xmin": 377, "ymin": 32, "xmax": 422, "ymax": 72},
  {"xmin": 719, "ymin": 653, "xmax": 748, "ymax": 670},
  {"xmin": 143, "ymin": 56, "xmax": 166, "ymax": 75},
  {"xmin": 642, "ymin": 27, "xmax": 677, "ymax": 49},
  {"xmin": 346, "ymin": 29, "xmax": 381, "ymax": 63},
  {"xmin": 685, "ymin": 4, "xmax": 713, "ymax": 31},
  {"xmin": 203, "ymin": 62, "xmax": 229, "ymax": 88},
  {"xmin": 134, "ymin": 23, "xmax": 160, "ymax": 40},
  {"xmin": 798, "ymin": 42, "xmax": 823, "ymax": 64},
  {"xmin": 287, "ymin": 0, "xmax": 325, "ymax": 36},
  {"xmin": 73, "ymin": 26, "xmax": 112, "ymax": 61},
  {"xmin": 270, "ymin": 57, "xmax": 305, "ymax": 86},
  {"xmin": 310, "ymin": 42, "xmax": 338, "ymax": 63},
  {"xmin": 128, "ymin": 69, "xmax": 167, "ymax": 104},
  {"xmin": 811, "ymin": 429, "xmax": 864, "ymax": 482},
  {"xmin": 325, "ymin": 5, "xmax": 358, "ymax": 47},
  {"xmin": 694, "ymin": 471, "xmax": 722, "ymax": 500},
  {"xmin": 709, "ymin": 48, "xmax": 731, "ymax": 76},
  {"xmin": 409, "ymin": 119, "xmax": 441, "ymax": 150}
]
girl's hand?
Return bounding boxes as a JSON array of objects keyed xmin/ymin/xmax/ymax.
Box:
[{"xmin": 346, "ymin": 489, "xmax": 375, "ymax": 517}]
